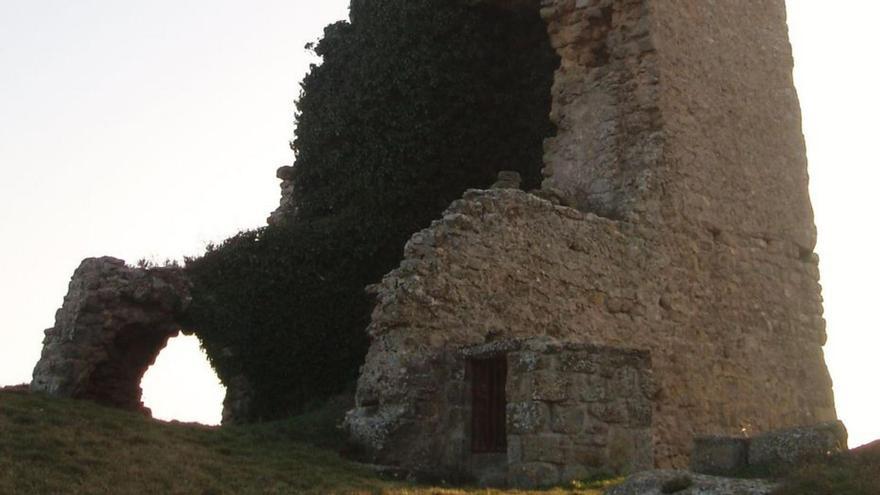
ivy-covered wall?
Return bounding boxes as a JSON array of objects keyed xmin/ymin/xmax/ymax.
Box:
[{"xmin": 184, "ymin": 0, "xmax": 558, "ymax": 421}]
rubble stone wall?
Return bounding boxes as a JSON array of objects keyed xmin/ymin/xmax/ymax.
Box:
[
  {"xmin": 541, "ymin": 0, "xmax": 663, "ymax": 221},
  {"xmin": 348, "ymin": 0, "xmax": 835, "ymax": 475},
  {"xmin": 31, "ymin": 258, "xmax": 192, "ymax": 414},
  {"xmin": 347, "ymin": 188, "xmax": 834, "ymax": 471}
]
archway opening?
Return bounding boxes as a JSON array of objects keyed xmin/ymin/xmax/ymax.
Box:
[{"xmin": 141, "ymin": 334, "xmax": 225, "ymax": 425}]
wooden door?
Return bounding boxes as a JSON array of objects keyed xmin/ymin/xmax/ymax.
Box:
[{"xmin": 470, "ymin": 356, "xmax": 507, "ymax": 453}]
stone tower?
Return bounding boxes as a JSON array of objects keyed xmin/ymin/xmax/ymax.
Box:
[{"xmin": 347, "ymin": 0, "xmax": 836, "ymax": 486}]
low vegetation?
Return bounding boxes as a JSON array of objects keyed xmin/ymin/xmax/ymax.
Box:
[
  {"xmin": 0, "ymin": 389, "xmax": 602, "ymax": 495},
  {"xmin": 2, "ymin": 388, "xmax": 876, "ymax": 494},
  {"xmin": 773, "ymin": 440, "xmax": 880, "ymax": 495}
]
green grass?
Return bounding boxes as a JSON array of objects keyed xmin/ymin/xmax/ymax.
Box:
[
  {"xmin": 3, "ymin": 387, "xmax": 875, "ymax": 495},
  {"xmin": 0, "ymin": 388, "xmax": 603, "ymax": 495}
]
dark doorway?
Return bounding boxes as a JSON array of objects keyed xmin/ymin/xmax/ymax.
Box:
[{"xmin": 470, "ymin": 356, "xmax": 508, "ymax": 453}]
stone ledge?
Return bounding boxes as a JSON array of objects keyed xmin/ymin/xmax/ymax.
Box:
[{"xmin": 691, "ymin": 421, "xmax": 848, "ymax": 476}]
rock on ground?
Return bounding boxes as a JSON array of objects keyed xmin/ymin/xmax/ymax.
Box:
[{"xmin": 607, "ymin": 470, "xmax": 777, "ymax": 495}]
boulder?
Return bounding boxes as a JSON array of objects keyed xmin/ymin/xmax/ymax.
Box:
[{"xmin": 606, "ymin": 470, "xmax": 777, "ymax": 495}]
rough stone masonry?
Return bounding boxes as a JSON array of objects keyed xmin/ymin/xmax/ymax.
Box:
[
  {"xmin": 346, "ymin": 0, "xmax": 837, "ymax": 485},
  {"xmin": 28, "ymin": 0, "xmax": 838, "ymax": 488},
  {"xmin": 30, "ymin": 257, "xmax": 256, "ymax": 423},
  {"xmin": 31, "ymin": 258, "xmax": 192, "ymax": 414}
]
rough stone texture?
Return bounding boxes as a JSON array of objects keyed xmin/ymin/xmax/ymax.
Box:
[
  {"xmin": 267, "ymin": 165, "xmax": 296, "ymax": 226},
  {"xmin": 649, "ymin": 0, "xmax": 817, "ymax": 251},
  {"xmin": 349, "ymin": 183, "xmax": 833, "ymax": 474},
  {"xmin": 748, "ymin": 421, "xmax": 848, "ymax": 469},
  {"xmin": 502, "ymin": 339, "xmax": 653, "ymax": 487},
  {"xmin": 348, "ymin": 0, "xmax": 836, "ymax": 477},
  {"xmin": 491, "ymin": 171, "xmax": 523, "ymax": 190},
  {"xmin": 606, "ymin": 470, "xmax": 777, "ymax": 495},
  {"xmin": 31, "ymin": 257, "xmax": 192, "ymax": 414},
  {"xmin": 540, "ymin": 0, "xmax": 663, "ymax": 220},
  {"xmin": 690, "ymin": 437, "xmax": 749, "ymax": 477},
  {"xmin": 691, "ymin": 421, "xmax": 848, "ymax": 476}
]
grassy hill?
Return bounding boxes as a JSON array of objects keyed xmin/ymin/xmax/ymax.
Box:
[
  {"xmin": 0, "ymin": 388, "xmax": 608, "ymax": 494},
  {"xmin": 1, "ymin": 387, "xmax": 877, "ymax": 494}
]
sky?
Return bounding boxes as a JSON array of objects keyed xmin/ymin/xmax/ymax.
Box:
[{"xmin": 0, "ymin": 2, "xmax": 877, "ymax": 446}]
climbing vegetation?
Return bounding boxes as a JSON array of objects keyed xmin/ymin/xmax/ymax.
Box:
[{"xmin": 185, "ymin": 0, "xmax": 559, "ymax": 421}]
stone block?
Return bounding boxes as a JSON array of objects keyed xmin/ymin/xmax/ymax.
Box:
[
  {"xmin": 507, "ymin": 435, "xmax": 523, "ymax": 463},
  {"xmin": 560, "ymin": 352, "xmax": 598, "ymax": 373},
  {"xmin": 581, "ymin": 381, "xmax": 607, "ymax": 403},
  {"xmin": 627, "ymin": 401, "xmax": 652, "ymax": 428},
  {"xmin": 507, "ymin": 401, "xmax": 550, "ymax": 434},
  {"xmin": 521, "ymin": 434, "xmax": 566, "ymax": 464},
  {"xmin": 551, "ymin": 404, "xmax": 586, "ymax": 434},
  {"xmin": 530, "ymin": 371, "xmax": 569, "ymax": 402},
  {"xmin": 565, "ymin": 443, "xmax": 605, "ymax": 468},
  {"xmin": 510, "ymin": 351, "xmax": 542, "ymax": 373},
  {"xmin": 507, "ymin": 462, "xmax": 560, "ymax": 489},
  {"xmin": 690, "ymin": 436, "xmax": 749, "ymax": 476},
  {"xmin": 749, "ymin": 421, "xmax": 848, "ymax": 470},
  {"xmin": 611, "ymin": 367, "xmax": 639, "ymax": 397},
  {"xmin": 590, "ymin": 400, "xmax": 628, "ymax": 424}
]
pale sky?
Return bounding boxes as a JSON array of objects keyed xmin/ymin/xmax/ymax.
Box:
[{"xmin": 0, "ymin": 2, "xmax": 877, "ymax": 447}]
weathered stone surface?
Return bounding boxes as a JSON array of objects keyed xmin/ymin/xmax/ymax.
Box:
[
  {"xmin": 606, "ymin": 470, "xmax": 777, "ymax": 495},
  {"xmin": 267, "ymin": 165, "xmax": 297, "ymax": 225},
  {"xmin": 31, "ymin": 257, "xmax": 192, "ymax": 414},
  {"xmin": 348, "ymin": 0, "xmax": 836, "ymax": 480},
  {"xmin": 349, "ymin": 185, "xmax": 833, "ymax": 473},
  {"xmin": 690, "ymin": 437, "xmax": 749, "ymax": 476},
  {"xmin": 491, "ymin": 170, "xmax": 523, "ymax": 190},
  {"xmin": 748, "ymin": 421, "xmax": 848, "ymax": 469}
]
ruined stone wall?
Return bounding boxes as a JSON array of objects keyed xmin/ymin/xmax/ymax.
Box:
[
  {"xmin": 348, "ymin": 189, "xmax": 833, "ymax": 470},
  {"xmin": 31, "ymin": 258, "xmax": 192, "ymax": 414},
  {"xmin": 541, "ymin": 0, "xmax": 663, "ymax": 221},
  {"xmin": 267, "ymin": 165, "xmax": 296, "ymax": 226},
  {"xmin": 349, "ymin": 0, "xmax": 836, "ymax": 475}
]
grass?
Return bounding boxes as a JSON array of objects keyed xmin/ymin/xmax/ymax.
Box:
[
  {"xmin": 3, "ymin": 387, "xmax": 876, "ymax": 494},
  {"xmin": 0, "ymin": 388, "xmax": 605, "ymax": 495},
  {"xmin": 772, "ymin": 440, "xmax": 880, "ymax": 495}
]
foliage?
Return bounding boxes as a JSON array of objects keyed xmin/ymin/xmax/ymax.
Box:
[
  {"xmin": 185, "ymin": 219, "xmax": 375, "ymax": 420},
  {"xmin": 185, "ymin": 0, "xmax": 558, "ymax": 420}
]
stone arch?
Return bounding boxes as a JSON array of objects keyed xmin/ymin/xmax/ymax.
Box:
[{"xmin": 31, "ymin": 257, "xmax": 193, "ymax": 415}]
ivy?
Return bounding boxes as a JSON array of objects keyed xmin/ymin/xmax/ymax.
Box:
[{"xmin": 185, "ymin": 0, "xmax": 558, "ymax": 421}]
